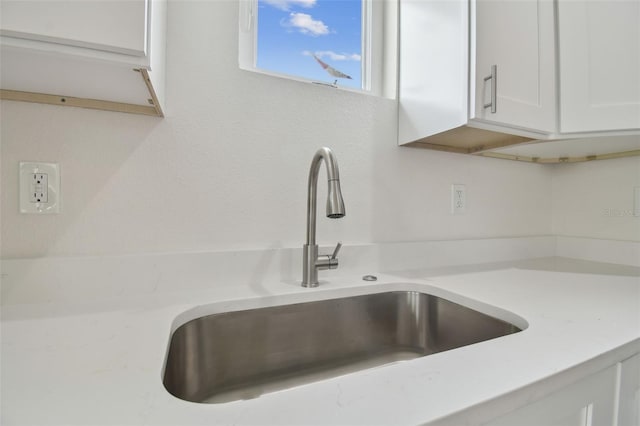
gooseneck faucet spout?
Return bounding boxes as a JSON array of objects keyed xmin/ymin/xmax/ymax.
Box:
[{"xmin": 302, "ymin": 147, "xmax": 346, "ymax": 287}]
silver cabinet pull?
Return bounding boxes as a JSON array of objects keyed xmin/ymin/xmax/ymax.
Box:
[{"xmin": 483, "ymin": 65, "xmax": 497, "ymax": 113}]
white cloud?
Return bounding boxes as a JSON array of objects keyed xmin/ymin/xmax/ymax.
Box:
[
  {"xmin": 262, "ymin": 0, "xmax": 316, "ymax": 11},
  {"xmin": 284, "ymin": 12, "xmax": 329, "ymax": 36},
  {"xmin": 303, "ymin": 50, "xmax": 361, "ymax": 61}
]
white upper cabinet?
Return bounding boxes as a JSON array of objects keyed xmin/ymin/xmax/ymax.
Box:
[
  {"xmin": 472, "ymin": 0, "xmax": 556, "ymax": 133},
  {"xmin": 558, "ymin": 0, "xmax": 640, "ymax": 133},
  {"xmin": 0, "ymin": 0, "xmax": 148, "ymax": 56},
  {"xmin": 398, "ymin": 0, "xmax": 640, "ymax": 163},
  {"xmin": 397, "ymin": 0, "xmax": 469, "ymax": 145},
  {"xmin": 398, "ymin": 0, "xmax": 555, "ymax": 152},
  {"xmin": 0, "ymin": 0, "xmax": 166, "ymax": 116}
]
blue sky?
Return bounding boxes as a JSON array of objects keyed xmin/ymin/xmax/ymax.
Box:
[{"xmin": 256, "ymin": 0, "xmax": 362, "ymax": 89}]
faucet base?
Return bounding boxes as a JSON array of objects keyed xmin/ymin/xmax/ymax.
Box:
[{"xmin": 301, "ymin": 244, "xmax": 319, "ymax": 287}]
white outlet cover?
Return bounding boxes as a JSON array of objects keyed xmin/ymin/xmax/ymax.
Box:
[
  {"xmin": 451, "ymin": 184, "xmax": 466, "ymax": 215},
  {"xmin": 19, "ymin": 162, "xmax": 61, "ymax": 214}
]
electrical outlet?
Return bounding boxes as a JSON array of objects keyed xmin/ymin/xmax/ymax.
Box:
[
  {"xmin": 19, "ymin": 162, "xmax": 60, "ymax": 214},
  {"xmin": 451, "ymin": 184, "xmax": 466, "ymax": 214},
  {"xmin": 29, "ymin": 172, "xmax": 49, "ymax": 203}
]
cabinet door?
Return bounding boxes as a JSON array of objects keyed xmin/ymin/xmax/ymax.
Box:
[
  {"xmin": 472, "ymin": 0, "xmax": 556, "ymax": 133},
  {"xmin": 618, "ymin": 354, "xmax": 640, "ymax": 426},
  {"xmin": 558, "ymin": 0, "xmax": 640, "ymax": 133},
  {"xmin": 484, "ymin": 365, "xmax": 618, "ymax": 426},
  {"xmin": 0, "ymin": 0, "xmax": 148, "ymax": 56}
]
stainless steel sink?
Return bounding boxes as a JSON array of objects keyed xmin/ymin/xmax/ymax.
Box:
[{"xmin": 163, "ymin": 291, "xmax": 522, "ymax": 403}]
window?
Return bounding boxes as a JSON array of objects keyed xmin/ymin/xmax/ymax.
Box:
[{"xmin": 239, "ymin": 0, "xmax": 391, "ymax": 95}]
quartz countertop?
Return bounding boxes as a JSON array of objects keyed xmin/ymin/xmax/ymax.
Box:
[{"xmin": 2, "ymin": 256, "xmax": 639, "ymax": 425}]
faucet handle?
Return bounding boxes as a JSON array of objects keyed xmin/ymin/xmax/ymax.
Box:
[
  {"xmin": 331, "ymin": 241, "xmax": 342, "ymax": 260},
  {"xmin": 316, "ymin": 242, "xmax": 342, "ymax": 271}
]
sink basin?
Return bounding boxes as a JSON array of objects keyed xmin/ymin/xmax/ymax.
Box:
[{"xmin": 163, "ymin": 290, "xmax": 522, "ymax": 403}]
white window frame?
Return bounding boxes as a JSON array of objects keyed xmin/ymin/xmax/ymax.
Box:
[{"xmin": 238, "ymin": 0, "xmax": 393, "ymax": 97}]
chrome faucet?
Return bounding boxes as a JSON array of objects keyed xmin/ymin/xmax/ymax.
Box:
[{"xmin": 302, "ymin": 147, "xmax": 346, "ymax": 287}]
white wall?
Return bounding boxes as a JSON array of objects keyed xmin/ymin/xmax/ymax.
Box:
[
  {"xmin": 552, "ymin": 156, "xmax": 640, "ymax": 241},
  {"xmin": 1, "ymin": 0, "xmax": 556, "ymax": 258}
]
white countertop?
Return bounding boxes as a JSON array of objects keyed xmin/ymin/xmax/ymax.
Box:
[{"xmin": 2, "ymin": 256, "xmax": 639, "ymax": 425}]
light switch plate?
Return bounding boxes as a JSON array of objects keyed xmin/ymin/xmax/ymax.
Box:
[{"xmin": 19, "ymin": 162, "xmax": 61, "ymax": 214}]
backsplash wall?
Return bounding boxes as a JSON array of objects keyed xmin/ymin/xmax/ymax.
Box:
[
  {"xmin": 0, "ymin": 0, "xmax": 600, "ymax": 259},
  {"xmin": 552, "ymin": 156, "xmax": 640, "ymax": 241}
]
